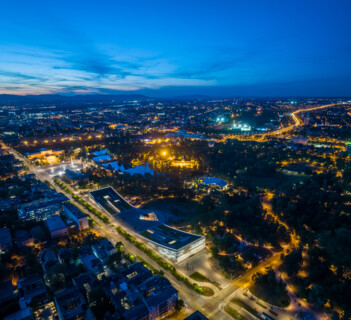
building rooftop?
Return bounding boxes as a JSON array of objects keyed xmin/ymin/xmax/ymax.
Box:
[
  {"xmin": 54, "ymin": 287, "xmax": 89, "ymax": 320},
  {"xmin": 72, "ymin": 273, "xmax": 94, "ymax": 297},
  {"xmin": 15, "ymin": 230, "xmax": 32, "ymax": 246},
  {"xmin": 104, "ymin": 263, "xmax": 177, "ymax": 319},
  {"xmin": 40, "ymin": 249, "xmax": 58, "ymax": 273},
  {"xmin": 89, "ymin": 186, "xmax": 133, "ymax": 213},
  {"xmin": 58, "ymin": 248, "xmax": 73, "ymax": 263},
  {"xmin": 63, "ymin": 202, "xmax": 86, "ymax": 219},
  {"xmin": 45, "ymin": 216, "xmax": 67, "ymax": 232},
  {"xmin": 64, "ymin": 169, "xmax": 88, "ymax": 181},
  {"xmin": 92, "ymin": 239, "xmax": 116, "ymax": 261},
  {"xmin": 17, "ymin": 274, "xmax": 47, "ymax": 305},
  {"xmin": 120, "ymin": 262, "xmax": 154, "ymax": 287},
  {"xmin": 18, "ymin": 194, "xmax": 68, "ymax": 220},
  {"xmin": 0, "ymin": 228, "xmax": 12, "ymax": 244},
  {"xmin": 138, "ymin": 275, "xmax": 178, "ymax": 308},
  {"xmin": 140, "ymin": 224, "xmax": 204, "ymax": 250}
]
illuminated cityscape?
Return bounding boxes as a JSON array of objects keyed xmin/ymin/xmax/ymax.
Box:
[{"xmin": 0, "ymin": 1, "xmax": 351, "ymax": 320}]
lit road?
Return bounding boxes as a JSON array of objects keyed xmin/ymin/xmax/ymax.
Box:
[
  {"xmin": 6, "ymin": 146, "xmax": 230, "ymax": 319},
  {"xmin": 265, "ymin": 102, "xmax": 342, "ymax": 137},
  {"xmin": 261, "ymin": 192, "xmax": 300, "ymax": 249},
  {"xmin": 5, "ymin": 143, "xmax": 322, "ymax": 320},
  {"xmin": 221, "ymin": 102, "xmax": 346, "ymax": 142}
]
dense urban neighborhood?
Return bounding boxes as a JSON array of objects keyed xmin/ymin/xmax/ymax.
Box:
[{"xmin": 0, "ymin": 96, "xmax": 350, "ymax": 320}]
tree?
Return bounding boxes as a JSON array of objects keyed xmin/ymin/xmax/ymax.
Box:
[
  {"xmin": 331, "ymin": 311, "xmax": 340, "ymax": 320},
  {"xmin": 47, "ymin": 263, "xmax": 66, "ymax": 288},
  {"xmin": 251, "ymin": 268, "xmax": 290, "ymax": 307},
  {"xmin": 88, "ymin": 286, "xmax": 114, "ymax": 320},
  {"xmin": 0, "ymin": 262, "xmax": 8, "ymax": 281},
  {"xmin": 308, "ymin": 285, "xmax": 327, "ymax": 308},
  {"xmin": 106, "ymin": 252, "xmax": 122, "ymax": 271},
  {"xmin": 175, "ymin": 299, "xmax": 185, "ymax": 312},
  {"xmin": 115, "ymin": 241, "xmax": 124, "ymax": 252},
  {"xmin": 88, "ymin": 286, "xmax": 106, "ymax": 307},
  {"xmin": 282, "ymin": 249, "xmax": 302, "ymax": 276}
]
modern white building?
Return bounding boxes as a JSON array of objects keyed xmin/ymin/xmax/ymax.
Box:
[
  {"xmin": 139, "ymin": 224, "xmax": 205, "ymax": 263},
  {"xmin": 89, "ymin": 186, "xmax": 206, "ymax": 263}
]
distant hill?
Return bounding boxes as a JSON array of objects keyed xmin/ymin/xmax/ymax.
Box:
[
  {"xmin": 0, "ymin": 94, "xmax": 36, "ymax": 103},
  {"xmin": 168, "ymin": 94, "xmax": 213, "ymax": 100},
  {"xmin": 0, "ymin": 94, "xmax": 154, "ymax": 104},
  {"xmin": 0, "ymin": 93, "xmax": 217, "ymax": 105}
]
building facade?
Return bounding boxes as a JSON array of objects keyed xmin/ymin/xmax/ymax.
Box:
[
  {"xmin": 63, "ymin": 202, "xmax": 88, "ymax": 230},
  {"xmin": 139, "ymin": 225, "xmax": 206, "ymax": 263}
]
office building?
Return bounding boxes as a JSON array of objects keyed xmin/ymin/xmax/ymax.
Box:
[
  {"xmin": 139, "ymin": 225, "xmax": 205, "ymax": 263},
  {"xmin": 63, "ymin": 202, "xmax": 88, "ymax": 230},
  {"xmin": 45, "ymin": 216, "xmax": 68, "ymax": 238}
]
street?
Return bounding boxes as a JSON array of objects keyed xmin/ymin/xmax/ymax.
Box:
[{"xmin": 7, "ymin": 144, "xmax": 322, "ymax": 320}]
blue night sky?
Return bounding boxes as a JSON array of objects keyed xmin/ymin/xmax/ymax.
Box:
[{"xmin": 0, "ymin": 0, "xmax": 350, "ymax": 96}]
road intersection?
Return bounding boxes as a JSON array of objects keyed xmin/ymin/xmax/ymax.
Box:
[{"xmin": 6, "ymin": 143, "xmax": 323, "ymax": 320}]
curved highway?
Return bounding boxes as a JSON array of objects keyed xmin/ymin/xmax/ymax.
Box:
[{"xmin": 222, "ymin": 102, "xmax": 346, "ymax": 142}]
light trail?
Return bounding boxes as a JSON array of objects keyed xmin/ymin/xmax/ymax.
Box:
[{"xmin": 221, "ymin": 102, "xmax": 346, "ymax": 142}]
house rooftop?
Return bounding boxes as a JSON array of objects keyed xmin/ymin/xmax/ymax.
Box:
[
  {"xmin": 54, "ymin": 287, "xmax": 87, "ymax": 320},
  {"xmin": 139, "ymin": 275, "xmax": 178, "ymax": 307}
]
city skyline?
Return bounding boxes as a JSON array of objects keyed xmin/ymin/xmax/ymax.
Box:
[
  {"xmin": 1, "ymin": 2, "xmax": 351, "ymax": 319},
  {"xmin": 1, "ymin": 0, "xmax": 351, "ymax": 97}
]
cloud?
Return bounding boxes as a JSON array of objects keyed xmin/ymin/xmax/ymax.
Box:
[
  {"xmin": 169, "ymin": 46, "xmax": 263, "ymax": 81},
  {"xmin": 54, "ymin": 52, "xmax": 139, "ymax": 78},
  {"xmin": 0, "ymin": 71, "xmax": 47, "ymax": 82},
  {"xmin": 0, "ymin": 44, "xmax": 217, "ymax": 95}
]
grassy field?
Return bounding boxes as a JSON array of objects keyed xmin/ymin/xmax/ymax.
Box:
[
  {"xmin": 190, "ymin": 271, "xmax": 221, "ymax": 289},
  {"xmin": 190, "ymin": 271, "xmax": 212, "ymax": 283},
  {"xmin": 199, "ymin": 286, "xmax": 214, "ymax": 296},
  {"xmin": 256, "ymin": 300, "xmax": 267, "ymax": 309},
  {"xmin": 224, "ymin": 305, "xmax": 248, "ymax": 320},
  {"xmin": 231, "ymin": 298, "xmax": 259, "ymax": 317}
]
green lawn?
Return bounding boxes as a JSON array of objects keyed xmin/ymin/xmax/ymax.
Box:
[
  {"xmin": 231, "ymin": 298, "xmax": 259, "ymax": 317},
  {"xmin": 199, "ymin": 286, "xmax": 214, "ymax": 296},
  {"xmin": 256, "ymin": 300, "xmax": 267, "ymax": 309},
  {"xmin": 224, "ymin": 305, "xmax": 248, "ymax": 320},
  {"xmin": 190, "ymin": 271, "xmax": 221, "ymax": 289},
  {"xmin": 190, "ymin": 271, "xmax": 212, "ymax": 283}
]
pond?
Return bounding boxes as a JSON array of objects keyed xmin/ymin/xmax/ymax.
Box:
[{"xmin": 102, "ymin": 161, "xmax": 155, "ymax": 176}]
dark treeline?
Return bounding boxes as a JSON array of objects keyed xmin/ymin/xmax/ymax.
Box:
[{"xmin": 273, "ymin": 173, "xmax": 351, "ymax": 315}]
